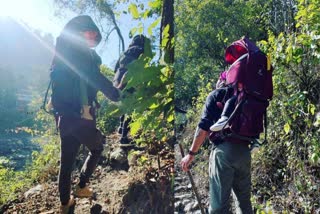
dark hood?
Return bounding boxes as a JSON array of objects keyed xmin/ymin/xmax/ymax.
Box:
[
  {"xmin": 225, "ymin": 37, "xmax": 259, "ymax": 64},
  {"xmin": 59, "ymin": 15, "xmax": 102, "ymax": 46},
  {"xmin": 129, "ymin": 34, "xmax": 145, "ymax": 48}
]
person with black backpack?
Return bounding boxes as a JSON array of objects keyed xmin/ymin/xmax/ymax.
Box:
[
  {"xmin": 113, "ymin": 35, "xmax": 145, "ymax": 144},
  {"xmin": 181, "ymin": 37, "xmax": 273, "ymax": 213},
  {"xmin": 49, "ymin": 15, "xmax": 120, "ymax": 213}
]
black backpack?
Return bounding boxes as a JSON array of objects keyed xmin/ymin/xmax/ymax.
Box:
[{"xmin": 113, "ymin": 35, "xmax": 145, "ymax": 90}]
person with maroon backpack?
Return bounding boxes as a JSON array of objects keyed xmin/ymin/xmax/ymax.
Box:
[{"xmin": 181, "ymin": 37, "xmax": 273, "ymax": 213}]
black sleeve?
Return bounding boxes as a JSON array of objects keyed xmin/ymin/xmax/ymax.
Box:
[
  {"xmin": 90, "ymin": 70, "xmax": 120, "ymax": 102},
  {"xmin": 55, "ymin": 39, "xmax": 120, "ymax": 102},
  {"xmin": 88, "ymin": 51, "xmax": 120, "ymax": 102},
  {"xmin": 198, "ymin": 89, "xmax": 226, "ymax": 131}
]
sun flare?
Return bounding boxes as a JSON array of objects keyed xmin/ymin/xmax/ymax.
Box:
[{"xmin": 0, "ymin": 1, "xmax": 23, "ymax": 18}]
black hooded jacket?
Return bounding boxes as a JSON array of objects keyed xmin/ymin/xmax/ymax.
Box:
[
  {"xmin": 113, "ymin": 35, "xmax": 145, "ymax": 89},
  {"xmin": 51, "ymin": 15, "xmax": 119, "ymax": 117}
]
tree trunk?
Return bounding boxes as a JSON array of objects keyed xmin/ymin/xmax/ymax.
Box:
[{"xmin": 161, "ymin": 0, "xmax": 174, "ymax": 64}]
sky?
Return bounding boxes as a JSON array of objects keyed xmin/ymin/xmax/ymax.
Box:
[{"xmin": 0, "ymin": 0, "xmax": 152, "ymax": 68}]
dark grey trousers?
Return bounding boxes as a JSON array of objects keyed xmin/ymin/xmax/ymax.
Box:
[
  {"xmin": 58, "ymin": 116, "xmax": 104, "ymax": 204},
  {"xmin": 209, "ymin": 141, "xmax": 253, "ymax": 214}
]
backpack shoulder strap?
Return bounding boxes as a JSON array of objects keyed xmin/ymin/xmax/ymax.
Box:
[{"xmin": 42, "ymin": 79, "xmax": 53, "ymax": 114}]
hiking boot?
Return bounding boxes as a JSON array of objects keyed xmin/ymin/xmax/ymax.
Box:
[
  {"xmin": 60, "ymin": 196, "xmax": 75, "ymax": 214},
  {"xmin": 74, "ymin": 185, "xmax": 93, "ymax": 198},
  {"xmin": 210, "ymin": 116, "xmax": 229, "ymax": 131},
  {"xmin": 118, "ymin": 126, "xmax": 123, "ymax": 134}
]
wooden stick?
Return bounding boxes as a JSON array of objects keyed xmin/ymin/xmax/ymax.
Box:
[{"xmin": 178, "ymin": 143, "xmax": 206, "ymax": 214}]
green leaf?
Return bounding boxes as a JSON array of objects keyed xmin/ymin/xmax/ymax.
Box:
[
  {"xmin": 308, "ymin": 104, "xmax": 316, "ymax": 115},
  {"xmin": 137, "ymin": 23, "xmax": 144, "ymax": 34},
  {"xmin": 129, "ymin": 27, "xmax": 137, "ymax": 38},
  {"xmin": 148, "ymin": 0, "xmax": 161, "ymax": 9},
  {"xmin": 149, "ymin": 103, "xmax": 159, "ymax": 109},
  {"xmin": 148, "ymin": 18, "xmax": 161, "ymax": 36},
  {"xmin": 130, "ymin": 119, "xmax": 142, "ymax": 136},
  {"xmin": 284, "ymin": 123, "xmax": 290, "ymax": 134},
  {"xmin": 311, "ymin": 153, "xmax": 319, "ymax": 163},
  {"xmin": 167, "ymin": 114, "xmax": 174, "ymax": 122},
  {"xmin": 128, "ymin": 3, "xmax": 139, "ymax": 19},
  {"xmin": 260, "ymin": 40, "xmax": 268, "ymax": 46},
  {"xmin": 161, "ymin": 24, "xmax": 170, "ymax": 48},
  {"xmin": 125, "ymin": 59, "xmax": 160, "ymax": 89}
]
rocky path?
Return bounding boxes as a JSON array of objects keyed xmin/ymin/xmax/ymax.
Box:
[
  {"xmin": 1, "ymin": 167, "xmax": 141, "ymax": 213},
  {"xmin": 174, "ymin": 144, "xmax": 209, "ymax": 214}
]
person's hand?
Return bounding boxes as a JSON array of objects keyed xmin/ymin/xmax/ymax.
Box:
[
  {"xmin": 180, "ymin": 154, "xmax": 195, "ymax": 172},
  {"xmin": 117, "ymin": 72, "xmax": 127, "ymax": 90}
]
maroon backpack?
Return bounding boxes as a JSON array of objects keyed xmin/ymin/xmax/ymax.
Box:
[{"xmin": 221, "ymin": 37, "xmax": 273, "ymax": 143}]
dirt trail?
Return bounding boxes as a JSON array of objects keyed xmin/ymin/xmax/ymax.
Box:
[{"xmin": 1, "ymin": 135, "xmax": 174, "ymax": 214}]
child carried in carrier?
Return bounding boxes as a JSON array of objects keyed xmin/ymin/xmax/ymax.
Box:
[{"xmin": 208, "ymin": 37, "xmax": 273, "ymax": 151}]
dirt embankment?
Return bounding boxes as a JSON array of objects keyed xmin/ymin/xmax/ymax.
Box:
[{"xmin": 1, "ymin": 134, "xmax": 174, "ymax": 214}]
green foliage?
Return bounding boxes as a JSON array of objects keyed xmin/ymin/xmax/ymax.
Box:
[
  {"xmin": 104, "ymin": 37, "xmax": 174, "ymax": 145},
  {"xmin": 128, "ymin": 3, "xmax": 140, "ymax": 19},
  {"xmin": 0, "ymin": 166, "xmax": 27, "ymax": 205},
  {"xmin": 0, "ymin": 132, "xmax": 60, "ymax": 206},
  {"xmin": 0, "ymin": 95, "xmax": 59, "ymax": 206},
  {"xmin": 176, "ymin": 0, "xmax": 320, "ymax": 211},
  {"xmin": 253, "ymin": 0, "xmax": 320, "ymax": 210},
  {"xmin": 95, "ymin": 65, "xmax": 119, "ymax": 134},
  {"xmin": 175, "ymin": 0, "xmax": 268, "ymax": 107},
  {"xmin": 123, "ymin": 0, "xmax": 162, "ymax": 38},
  {"xmin": 100, "ymin": 0, "xmax": 174, "ymax": 147}
]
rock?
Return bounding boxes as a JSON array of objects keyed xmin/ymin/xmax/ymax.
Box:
[
  {"xmin": 78, "ymin": 199, "xmax": 91, "ymax": 205},
  {"xmin": 40, "ymin": 210, "xmax": 54, "ymax": 214},
  {"xmin": 174, "ymin": 186, "xmax": 183, "ymax": 192},
  {"xmin": 192, "ymin": 201, "xmax": 199, "ymax": 209},
  {"xmin": 174, "ymin": 193, "xmax": 192, "ymax": 200},
  {"xmin": 187, "ymin": 184, "xmax": 192, "ymax": 189},
  {"xmin": 183, "ymin": 201, "xmax": 199, "ymax": 212},
  {"xmin": 174, "ymin": 185, "xmax": 190, "ymax": 193},
  {"xmin": 175, "ymin": 176, "xmax": 183, "ymax": 182},
  {"xmin": 174, "ymin": 201, "xmax": 182, "ymax": 211},
  {"xmin": 174, "ymin": 181, "xmax": 181, "ymax": 187},
  {"xmin": 24, "ymin": 184, "xmax": 42, "ymax": 198},
  {"xmin": 128, "ymin": 151, "xmax": 144, "ymax": 167},
  {"xmin": 110, "ymin": 148, "xmax": 127, "ymax": 164},
  {"xmin": 184, "ymin": 202, "xmax": 194, "ymax": 212},
  {"xmin": 181, "ymin": 198, "xmax": 192, "ymax": 206}
]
